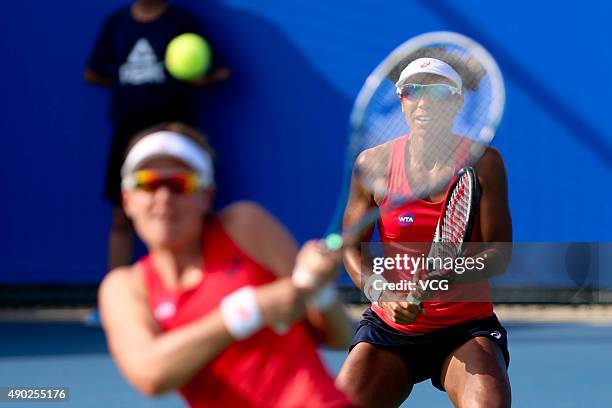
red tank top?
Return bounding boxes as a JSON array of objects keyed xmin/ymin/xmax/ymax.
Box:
[
  {"xmin": 140, "ymin": 217, "xmax": 352, "ymax": 408},
  {"xmin": 372, "ymin": 135, "xmax": 493, "ymax": 334}
]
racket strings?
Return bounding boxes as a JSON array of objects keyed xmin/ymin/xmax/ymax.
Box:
[
  {"xmin": 426, "ymin": 175, "xmax": 473, "ymax": 278},
  {"xmin": 440, "ymin": 176, "xmax": 473, "ymax": 245}
]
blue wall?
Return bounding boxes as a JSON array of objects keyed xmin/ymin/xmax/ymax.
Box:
[{"xmin": 2, "ymin": 0, "xmax": 611, "ymax": 284}]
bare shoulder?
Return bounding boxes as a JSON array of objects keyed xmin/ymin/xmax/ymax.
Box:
[
  {"xmin": 219, "ymin": 201, "xmax": 279, "ymax": 235},
  {"xmin": 218, "ymin": 201, "xmax": 297, "ymax": 275},
  {"xmin": 99, "ymin": 265, "xmax": 145, "ymax": 304},
  {"xmin": 475, "ymin": 147, "xmax": 505, "ymax": 172},
  {"xmin": 219, "ymin": 200, "xmax": 269, "ymax": 219},
  {"xmin": 354, "ymin": 139, "xmax": 395, "ymax": 189},
  {"xmin": 474, "ymin": 147, "xmax": 508, "ymax": 190},
  {"xmin": 356, "ymin": 139, "xmax": 393, "ymax": 169}
]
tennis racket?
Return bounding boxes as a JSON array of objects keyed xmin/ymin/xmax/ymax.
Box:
[
  {"xmin": 325, "ymin": 31, "xmax": 505, "ymax": 251},
  {"xmin": 406, "ymin": 166, "xmax": 481, "ymax": 305}
]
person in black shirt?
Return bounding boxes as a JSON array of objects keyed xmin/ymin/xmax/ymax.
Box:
[{"xmin": 85, "ymin": 0, "xmax": 228, "ymax": 270}]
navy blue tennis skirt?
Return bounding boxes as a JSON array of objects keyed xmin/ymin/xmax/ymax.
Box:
[{"xmin": 350, "ymin": 308, "xmax": 510, "ymax": 391}]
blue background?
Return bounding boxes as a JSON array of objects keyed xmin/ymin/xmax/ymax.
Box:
[{"xmin": 2, "ymin": 0, "xmax": 611, "ymax": 284}]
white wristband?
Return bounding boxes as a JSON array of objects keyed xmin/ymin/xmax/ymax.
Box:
[
  {"xmin": 220, "ymin": 286, "xmax": 263, "ymax": 340},
  {"xmin": 363, "ymin": 274, "xmax": 387, "ymax": 303}
]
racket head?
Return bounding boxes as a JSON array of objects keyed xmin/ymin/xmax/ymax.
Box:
[{"xmin": 330, "ymin": 31, "xmax": 505, "ymax": 246}]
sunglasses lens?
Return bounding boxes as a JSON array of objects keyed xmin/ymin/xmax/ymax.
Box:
[
  {"xmin": 133, "ymin": 171, "xmax": 199, "ymax": 194},
  {"xmin": 165, "ymin": 175, "xmax": 193, "ymax": 193},
  {"xmin": 134, "ymin": 171, "xmax": 158, "ymax": 192},
  {"xmin": 429, "ymin": 86, "xmax": 450, "ymax": 101},
  {"xmin": 400, "ymin": 84, "xmax": 458, "ymax": 101},
  {"xmin": 401, "ymin": 83, "xmax": 421, "ymax": 99}
]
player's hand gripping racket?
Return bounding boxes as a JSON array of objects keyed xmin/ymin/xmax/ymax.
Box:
[
  {"xmin": 325, "ymin": 31, "xmax": 505, "ymax": 252},
  {"xmin": 406, "ymin": 166, "xmax": 480, "ymax": 305}
]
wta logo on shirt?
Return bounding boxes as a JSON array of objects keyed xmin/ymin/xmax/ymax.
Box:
[{"xmin": 397, "ymin": 212, "xmax": 415, "ymax": 226}]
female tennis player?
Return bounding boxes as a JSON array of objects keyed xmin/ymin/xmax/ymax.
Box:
[
  {"xmin": 336, "ymin": 55, "xmax": 512, "ymax": 407},
  {"xmin": 98, "ymin": 123, "xmax": 355, "ymax": 407}
]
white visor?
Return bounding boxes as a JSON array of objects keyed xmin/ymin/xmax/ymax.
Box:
[
  {"xmin": 396, "ymin": 57, "xmax": 463, "ymax": 90},
  {"xmin": 121, "ymin": 131, "xmax": 214, "ymax": 189}
]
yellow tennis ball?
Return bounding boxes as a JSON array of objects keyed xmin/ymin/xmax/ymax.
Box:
[{"xmin": 165, "ymin": 33, "xmax": 211, "ymax": 81}]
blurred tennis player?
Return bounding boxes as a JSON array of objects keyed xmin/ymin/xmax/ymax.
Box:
[
  {"xmin": 336, "ymin": 54, "xmax": 512, "ymax": 407},
  {"xmin": 98, "ymin": 123, "xmax": 355, "ymax": 407}
]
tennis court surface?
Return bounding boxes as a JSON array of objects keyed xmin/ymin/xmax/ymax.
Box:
[{"xmin": 2, "ymin": 309, "xmax": 611, "ymax": 407}]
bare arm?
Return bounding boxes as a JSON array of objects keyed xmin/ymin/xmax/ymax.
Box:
[
  {"xmin": 85, "ymin": 15, "xmax": 114, "ymax": 87},
  {"xmin": 342, "ymin": 169, "xmax": 376, "ymax": 291},
  {"xmin": 342, "ymin": 149, "xmax": 420, "ymax": 324},
  {"xmin": 222, "ymin": 201, "xmax": 352, "ymax": 348},
  {"xmin": 293, "ymin": 241, "xmax": 352, "ymax": 349},
  {"xmin": 454, "ymin": 148, "xmax": 512, "ymax": 283},
  {"xmin": 342, "ymin": 146, "xmax": 392, "ymax": 290},
  {"xmin": 99, "ymin": 268, "xmax": 232, "ymax": 396}
]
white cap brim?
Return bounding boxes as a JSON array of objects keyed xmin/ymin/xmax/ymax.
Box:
[{"xmin": 396, "ymin": 57, "xmax": 462, "ymax": 90}]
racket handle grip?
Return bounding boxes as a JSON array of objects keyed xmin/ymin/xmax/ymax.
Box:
[{"xmin": 406, "ymin": 293, "xmax": 421, "ymax": 306}]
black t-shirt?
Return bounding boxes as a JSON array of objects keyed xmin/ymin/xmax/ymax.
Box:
[{"xmin": 87, "ymin": 6, "xmax": 219, "ymax": 123}]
